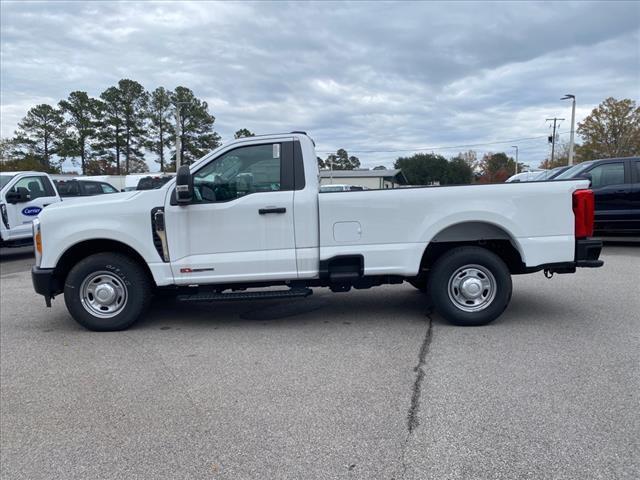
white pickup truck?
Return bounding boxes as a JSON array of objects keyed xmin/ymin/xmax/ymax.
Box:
[
  {"xmin": 1, "ymin": 171, "xmax": 61, "ymax": 247},
  {"xmin": 31, "ymin": 132, "xmax": 603, "ymax": 331}
]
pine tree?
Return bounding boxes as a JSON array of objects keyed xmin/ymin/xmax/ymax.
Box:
[
  {"xmin": 13, "ymin": 104, "xmax": 66, "ymax": 170},
  {"xmin": 234, "ymin": 128, "xmax": 255, "ymax": 139},
  {"xmin": 170, "ymin": 86, "xmax": 221, "ymax": 168},
  {"xmin": 146, "ymin": 87, "xmax": 174, "ymax": 172},
  {"xmin": 325, "ymin": 149, "xmax": 360, "ymax": 170},
  {"xmin": 118, "ymin": 79, "xmax": 149, "ymax": 174},
  {"xmin": 98, "ymin": 86, "xmax": 126, "ymax": 174},
  {"xmin": 59, "ymin": 91, "xmax": 102, "ymax": 174}
]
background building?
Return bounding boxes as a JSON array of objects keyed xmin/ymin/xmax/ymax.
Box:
[{"xmin": 319, "ymin": 169, "xmax": 408, "ymax": 189}]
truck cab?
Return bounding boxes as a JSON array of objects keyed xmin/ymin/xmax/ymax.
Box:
[
  {"xmin": 31, "ymin": 133, "xmax": 603, "ymax": 331},
  {"xmin": 0, "ymin": 171, "xmax": 60, "ymax": 247}
]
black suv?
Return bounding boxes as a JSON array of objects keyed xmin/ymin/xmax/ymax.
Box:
[{"xmin": 555, "ymin": 156, "xmax": 640, "ymax": 236}]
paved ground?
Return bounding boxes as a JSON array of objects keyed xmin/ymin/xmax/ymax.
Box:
[{"xmin": 0, "ymin": 246, "xmax": 638, "ymax": 479}]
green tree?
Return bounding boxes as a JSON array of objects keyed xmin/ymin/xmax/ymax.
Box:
[
  {"xmin": 0, "ymin": 137, "xmax": 16, "ymax": 162},
  {"xmin": 478, "ymin": 152, "xmax": 520, "ymax": 183},
  {"xmin": 146, "ymin": 87, "xmax": 174, "ymax": 172},
  {"xmin": 234, "ymin": 128, "xmax": 255, "ymax": 139},
  {"xmin": 170, "ymin": 86, "xmax": 221, "ymax": 168},
  {"xmin": 59, "ymin": 91, "xmax": 102, "ymax": 174},
  {"xmin": 576, "ymin": 97, "xmax": 640, "ymax": 161},
  {"xmin": 447, "ymin": 156, "xmax": 474, "ymax": 184},
  {"xmin": 13, "ymin": 104, "xmax": 66, "ymax": 170},
  {"xmin": 373, "ymin": 165, "xmax": 387, "ymax": 170},
  {"xmin": 0, "ymin": 154, "xmax": 61, "ymax": 173},
  {"xmin": 325, "ymin": 148, "xmax": 360, "ymax": 170},
  {"xmin": 118, "ymin": 79, "xmax": 149, "ymax": 174},
  {"xmin": 393, "ymin": 153, "xmax": 448, "ymax": 185},
  {"xmin": 98, "ymin": 86, "xmax": 126, "ymax": 174},
  {"xmin": 317, "ymin": 156, "xmax": 327, "ymax": 169}
]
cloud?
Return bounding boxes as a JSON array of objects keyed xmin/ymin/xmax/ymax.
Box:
[{"xmin": 1, "ymin": 0, "xmax": 638, "ymax": 170}]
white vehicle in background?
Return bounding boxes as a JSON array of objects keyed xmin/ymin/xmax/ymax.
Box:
[
  {"xmin": 0, "ymin": 171, "xmax": 61, "ymax": 247},
  {"xmin": 31, "ymin": 132, "xmax": 603, "ymax": 331},
  {"xmin": 320, "ymin": 184, "xmax": 368, "ymax": 192},
  {"xmin": 123, "ymin": 174, "xmax": 149, "ymax": 191},
  {"xmin": 505, "ymin": 170, "xmax": 547, "ymax": 183}
]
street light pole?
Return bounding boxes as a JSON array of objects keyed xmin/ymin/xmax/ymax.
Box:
[
  {"xmin": 562, "ymin": 94, "xmax": 576, "ymax": 165},
  {"xmin": 511, "ymin": 145, "xmax": 518, "ymax": 175}
]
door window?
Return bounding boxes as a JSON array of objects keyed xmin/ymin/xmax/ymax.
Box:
[
  {"xmin": 12, "ymin": 176, "xmax": 52, "ymax": 199},
  {"xmin": 588, "ymin": 162, "xmax": 624, "ymax": 188},
  {"xmin": 100, "ymin": 183, "xmax": 118, "ymax": 193},
  {"xmin": 192, "ymin": 143, "xmax": 282, "ymax": 203},
  {"xmin": 82, "ymin": 182, "xmax": 102, "ymax": 195},
  {"xmin": 55, "ymin": 181, "xmax": 79, "ymax": 196}
]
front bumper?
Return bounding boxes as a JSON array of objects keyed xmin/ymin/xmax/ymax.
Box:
[{"xmin": 31, "ymin": 266, "xmax": 59, "ymax": 307}]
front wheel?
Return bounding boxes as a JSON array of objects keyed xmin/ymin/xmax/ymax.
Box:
[
  {"xmin": 64, "ymin": 253, "xmax": 152, "ymax": 331},
  {"xmin": 428, "ymin": 246, "xmax": 512, "ymax": 326}
]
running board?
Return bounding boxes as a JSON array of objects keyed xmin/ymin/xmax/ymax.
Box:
[{"xmin": 177, "ymin": 288, "xmax": 313, "ymax": 302}]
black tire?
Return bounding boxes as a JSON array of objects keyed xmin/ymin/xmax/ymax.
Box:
[
  {"xmin": 427, "ymin": 246, "xmax": 512, "ymax": 326},
  {"xmin": 64, "ymin": 252, "xmax": 152, "ymax": 331}
]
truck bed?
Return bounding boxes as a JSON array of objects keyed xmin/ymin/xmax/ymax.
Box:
[{"xmin": 318, "ymin": 180, "xmax": 589, "ymax": 276}]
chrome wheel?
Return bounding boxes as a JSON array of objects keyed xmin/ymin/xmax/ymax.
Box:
[
  {"xmin": 80, "ymin": 271, "xmax": 128, "ymax": 318},
  {"xmin": 447, "ymin": 264, "xmax": 496, "ymax": 312}
]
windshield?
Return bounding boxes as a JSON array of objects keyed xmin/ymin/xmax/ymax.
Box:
[
  {"xmin": 0, "ymin": 174, "xmax": 16, "ymax": 190},
  {"xmin": 555, "ymin": 162, "xmax": 594, "ymax": 180}
]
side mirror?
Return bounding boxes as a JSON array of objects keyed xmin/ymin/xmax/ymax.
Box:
[
  {"xmin": 175, "ymin": 165, "xmax": 193, "ymax": 205},
  {"xmin": 5, "ymin": 187, "xmax": 31, "ymax": 204}
]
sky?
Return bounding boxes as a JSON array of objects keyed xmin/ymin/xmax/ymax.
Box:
[{"xmin": 1, "ymin": 0, "xmax": 639, "ymax": 171}]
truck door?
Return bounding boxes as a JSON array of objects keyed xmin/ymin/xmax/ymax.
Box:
[
  {"xmin": 585, "ymin": 160, "xmax": 629, "ymax": 234},
  {"xmin": 164, "ymin": 140, "xmax": 298, "ymax": 285},
  {"xmin": 5, "ymin": 175, "xmax": 58, "ymax": 240}
]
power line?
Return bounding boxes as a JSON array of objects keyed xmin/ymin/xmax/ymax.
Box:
[{"xmin": 317, "ymin": 131, "xmax": 570, "ymax": 154}]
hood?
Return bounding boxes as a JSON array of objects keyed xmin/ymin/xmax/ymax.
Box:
[
  {"xmin": 44, "ymin": 188, "xmax": 167, "ymax": 216},
  {"xmin": 51, "ymin": 190, "xmax": 142, "ymax": 208}
]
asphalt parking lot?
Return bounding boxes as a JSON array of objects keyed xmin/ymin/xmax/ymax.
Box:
[{"xmin": 0, "ymin": 245, "xmax": 638, "ymax": 479}]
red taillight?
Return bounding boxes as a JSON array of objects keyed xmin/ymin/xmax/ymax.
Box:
[{"xmin": 572, "ymin": 189, "xmax": 594, "ymax": 238}]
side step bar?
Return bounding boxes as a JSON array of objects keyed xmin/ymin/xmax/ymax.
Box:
[{"xmin": 177, "ymin": 288, "xmax": 313, "ymax": 302}]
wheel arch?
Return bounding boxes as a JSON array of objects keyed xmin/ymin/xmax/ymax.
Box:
[
  {"xmin": 52, "ymin": 238, "xmax": 156, "ymax": 290},
  {"xmin": 419, "ymin": 221, "xmax": 526, "ymax": 275}
]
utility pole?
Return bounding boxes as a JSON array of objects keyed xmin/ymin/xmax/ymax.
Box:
[
  {"xmin": 546, "ymin": 117, "xmax": 564, "ymax": 165},
  {"xmin": 562, "ymin": 94, "xmax": 576, "ymax": 165},
  {"xmin": 511, "ymin": 145, "xmax": 519, "ymax": 175}
]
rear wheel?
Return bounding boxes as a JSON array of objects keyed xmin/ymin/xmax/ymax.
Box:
[
  {"xmin": 64, "ymin": 253, "xmax": 151, "ymax": 331},
  {"xmin": 428, "ymin": 246, "xmax": 512, "ymax": 326}
]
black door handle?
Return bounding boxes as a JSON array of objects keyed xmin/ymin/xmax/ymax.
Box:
[{"xmin": 259, "ymin": 207, "xmax": 286, "ymax": 215}]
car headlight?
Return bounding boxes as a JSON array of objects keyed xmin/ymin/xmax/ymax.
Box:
[{"xmin": 32, "ymin": 218, "xmax": 42, "ymax": 266}]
